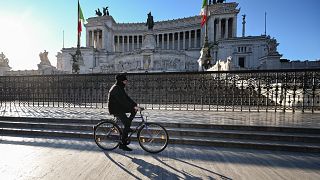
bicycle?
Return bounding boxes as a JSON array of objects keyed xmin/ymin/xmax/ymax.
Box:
[{"xmin": 93, "ymin": 108, "xmax": 169, "ymax": 153}]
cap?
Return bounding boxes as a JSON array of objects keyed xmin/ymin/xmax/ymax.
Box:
[{"xmin": 115, "ymin": 74, "xmax": 128, "ymax": 82}]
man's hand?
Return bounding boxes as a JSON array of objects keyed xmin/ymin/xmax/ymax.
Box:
[{"xmin": 134, "ymin": 106, "xmax": 140, "ymax": 111}]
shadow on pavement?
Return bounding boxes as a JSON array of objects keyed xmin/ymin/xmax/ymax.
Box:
[
  {"xmin": 1, "ymin": 135, "xmax": 320, "ymax": 171},
  {"xmin": 153, "ymin": 156, "xmax": 232, "ymax": 180}
]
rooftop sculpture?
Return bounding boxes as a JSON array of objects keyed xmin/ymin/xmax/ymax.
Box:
[{"xmin": 146, "ymin": 12, "xmax": 154, "ymax": 30}]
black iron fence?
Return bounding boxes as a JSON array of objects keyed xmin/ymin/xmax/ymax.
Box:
[{"xmin": 0, "ymin": 69, "xmax": 319, "ymax": 112}]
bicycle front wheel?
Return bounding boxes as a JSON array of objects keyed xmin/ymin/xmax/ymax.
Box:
[
  {"xmin": 137, "ymin": 123, "xmax": 169, "ymax": 153},
  {"xmin": 94, "ymin": 120, "xmax": 121, "ymax": 150}
]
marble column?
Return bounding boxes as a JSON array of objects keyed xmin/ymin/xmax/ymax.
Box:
[
  {"xmin": 162, "ymin": 34, "xmax": 164, "ymax": 49},
  {"xmin": 86, "ymin": 30, "xmax": 90, "ymax": 47},
  {"xmin": 136, "ymin": 36, "xmax": 139, "ymax": 49},
  {"xmin": 91, "ymin": 30, "xmax": 95, "ymax": 47},
  {"xmin": 113, "ymin": 35, "xmax": 116, "ymax": 52},
  {"xmin": 212, "ymin": 18, "xmax": 216, "ymax": 42},
  {"xmin": 233, "ymin": 16, "xmax": 237, "ymax": 37},
  {"xmin": 188, "ymin": 30, "xmax": 191, "ymax": 49},
  {"xmin": 218, "ymin": 19, "xmax": 221, "ymax": 40},
  {"xmin": 183, "ymin": 31, "xmax": 186, "ymax": 50},
  {"xmin": 117, "ymin": 36, "xmax": 120, "ymax": 52},
  {"xmin": 131, "ymin": 35, "xmax": 134, "ymax": 51},
  {"xmin": 102, "ymin": 30, "xmax": 105, "ymax": 49},
  {"xmin": 172, "ymin": 33, "xmax": 175, "ymax": 50},
  {"xmin": 225, "ymin": 18, "xmax": 229, "ymax": 39},
  {"xmin": 167, "ymin": 33, "xmax": 170, "ymax": 50},
  {"xmin": 122, "ymin": 36, "xmax": 124, "ymax": 52},
  {"xmin": 178, "ymin": 32, "xmax": 180, "ymax": 50},
  {"xmin": 157, "ymin": 35, "xmax": 159, "ymax": 48},
  {"xmin": 194, "ymin": 30, "xmax": 197, "ymax": 48},
  {"xmin": 97, "ymin": 30, "xmax": 100, "ymax": 49},
  {"xmin": 126, "ymin": 36, "xmax": 129, "ymax": 52}
]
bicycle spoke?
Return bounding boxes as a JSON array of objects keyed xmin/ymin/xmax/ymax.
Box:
[
  {"xmin": 138, "ymin": 123, "xmax": 168, "ymax": 153},
  {"xmin": 94, "ymin": 121, "xmax": 121, "ymax": 150}
]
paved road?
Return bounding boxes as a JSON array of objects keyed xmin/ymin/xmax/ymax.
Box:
[
  {"xmin": 1, "ymin": 136, "xmax": 320, "ymax": 180},
  {"xmin": 1, "ymin": 105, "xmax": 319, "ymax": 128}
]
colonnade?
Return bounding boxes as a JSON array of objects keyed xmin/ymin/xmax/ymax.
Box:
[
  {"xmin": 86, "ymin": 17, "xmax": 236, "ymax": 52},
  {"xmin": 212, "ymin": 17, "xmax": 236, "ymax": 41},
  {"xmin": 87, "ymin": 29, "xmax": 103, "ymax": 49},
  {"xmin": 113, "ymin": 29, "xmax": 201, "ymax": 52}
]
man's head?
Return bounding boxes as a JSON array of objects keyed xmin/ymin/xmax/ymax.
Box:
[{"xmin": 115, "ymin": 74, "xmax": 128, "ymax": 85}]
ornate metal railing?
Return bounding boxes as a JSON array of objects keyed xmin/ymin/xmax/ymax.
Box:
[{"xmin": 0, "ymin": 69, "xmax": 319, "ymax": 112}]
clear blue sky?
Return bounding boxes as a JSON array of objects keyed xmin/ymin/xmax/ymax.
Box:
[{"xmin": 0, "ymin": 0, "xmax": 319, "ymax": 70}]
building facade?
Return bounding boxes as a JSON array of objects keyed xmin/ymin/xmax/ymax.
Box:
[{"xmin": 56, "ymin": 1, "xmax": 317, "ymax": 74}]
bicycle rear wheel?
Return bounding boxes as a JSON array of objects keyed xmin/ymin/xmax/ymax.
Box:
[
  {"xmin": 137, "ymin": 122, "xmax": 169, "ymax": 153},
  {"xmin": 94, "ymin": 120, "xmax": 121, "ymax": 150}
]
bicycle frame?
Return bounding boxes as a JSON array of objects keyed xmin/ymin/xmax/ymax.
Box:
[{"xmin": 114, "ymin": 110, "xmax": 148, "ymax": 141}]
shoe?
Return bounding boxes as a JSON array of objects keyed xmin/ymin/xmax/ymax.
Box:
[{"xmin": 119, "ymin": 144, "xmax": 132, "ymax": 151}]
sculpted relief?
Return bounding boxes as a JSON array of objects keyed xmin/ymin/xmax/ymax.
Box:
[{"xmin": 113, "ymin": 54, "xmax": 189, "ymax": 72}]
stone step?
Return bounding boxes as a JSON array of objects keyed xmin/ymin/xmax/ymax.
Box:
[
  {"xmin": 1, "ymin": 128, "xmax": 320, "ymax": 153},
  {"xmin": 1, "ymin": 116, "xmax": 320, "ymax": 134},
  {"xmin": 0, "ymin": 116, "xmax": 100, "ymax": 125},
  {"xmin": 167, "ymin": 128, "xmax": 320, "ymax": 143},
  {"xmin": 1, "ymin": 121, "xmax": 320, "ymax": 143},
  {"xmin": 169, "ymin": 136, "xmax": 320, "ymax": 153}
]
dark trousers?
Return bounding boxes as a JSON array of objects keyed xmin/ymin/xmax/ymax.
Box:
[{"xmin": 115, "ymin": 110, "xmax": 137, "ymax": 144}]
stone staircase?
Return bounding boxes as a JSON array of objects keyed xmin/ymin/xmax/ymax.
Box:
[{"xmin": 1, "ymin": 116, "xmax": 320, "ymax": 153}]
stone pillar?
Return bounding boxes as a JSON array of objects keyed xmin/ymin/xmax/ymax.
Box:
[
  {"xmin": 102, "ymin": 30, "xmax": 105, "ymax": 49},
  {"xmin": 188, "ymin": 30, "xmax": 191, "ymax": 49},
  {"xmin": 97, "ymin": 30, "xmax": 100, "ymax": 49},
  {"xmin": 183, "ymin": 31, "xmax": 186, "ymax": 50},
  {"xmin": 225, "ymin": 18, "xmax": 229, "ymax": 39},
  {"xmin": 162, "ymin": 34, "xmax": 164, "ymax": 49},
  {"xmin": 136, "ymin": 36, "xmax": 139, "ymax": 49},
  {"xmin": 113, "ymin": 35, "xmax": 116, "ymax": 52},
  {"xmin": 213, "ymin": 18, "xmax": 216, "ymax": 42},
  {"xmin": 139, "ymin": 35, "xmax": 142, "ymax": 49},
  {"xmin": 157, "ymin": 34, "xmax": 159, "ymax": 48},
  {"xmin": 194, "ymin": 30, "xmax": 197, "ymax": 48},
  {"xmin": 167, "ymin": 33, "xmax": 170, "ymax": 50},
  {"xmin": 91, "ymin": 30, "xmax": 95, "ymax": 47},
  {"xmin": 131, "ymin": 35, "xmax": 134, "ymax": 51},
  {"xmin": 126, "ymin": 36, "xmax": 129, "ymax": 52},
  {"xmin": 178, "ymin": 32, "xmax": 180, "ymax": 50},
  {"xmin": 233, "ymin": 16, "xmax": 237, "ymax": 37},
  {"xmin": 86, "ymin": 30, "xmax": 90, "ymax": 47},
  {"xmin": 122, "ymin": 36, "xmax": 124, "ymax": 52},
  {"xmin": 172, "ymin": 33, "xmax": 175, "ymax": 50},
  {"xmin": 218, "ymin": 19, "xmax": 222, "ymax": 40},
  {"xmin": 117, "ymin": 36, "xmax": 120, "ymax": 52}
]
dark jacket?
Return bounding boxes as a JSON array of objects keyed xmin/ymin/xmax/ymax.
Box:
[{"xmin": 107, "ymin": 82, "xmax": 137, "ymax": 115}]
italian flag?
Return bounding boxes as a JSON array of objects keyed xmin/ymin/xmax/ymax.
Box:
[
  {"xmin": 200, "ymin": 0, "xmax": 207, "ymax": 27},
  {"xmin": 78, "ymin": 1, "xmax": 85, "ymax": 36}
]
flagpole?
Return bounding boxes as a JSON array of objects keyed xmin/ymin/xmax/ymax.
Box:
[
  {"xmin": 199, "ymin": 0, "xmax": 211, "ymax": 71},
  {"xmin": 264, "ymin": 12, "xmax": 267, "ymax": 36},
  {"xmin": 205, "ymin": 2, "xmax": 208, "ymax": 42},
  {"xmin": 63, "ymin": 30, "xmax": 65, "ymax": 49},
  {"xmin": 77, "ymin": 0, "xmax": 80, "ymax": 48},
  {"xmin": 73, "ymin": 0, "xmax": 82, "ymax": 74}
]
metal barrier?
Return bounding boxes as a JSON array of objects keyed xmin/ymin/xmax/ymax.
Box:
[{"xmin": 0, "ymin": 69, "xmax": 319, "ymax": 112}]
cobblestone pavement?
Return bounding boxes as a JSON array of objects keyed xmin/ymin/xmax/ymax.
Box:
[
  {"xmin": 1, "ymin": 136, "xmax": 319, "ymax": 180},
  {"xmin": 0, "ymin": 105, "xmax": 319, "ymax": 128}
]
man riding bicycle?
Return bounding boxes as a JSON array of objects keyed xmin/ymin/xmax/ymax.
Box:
[{"xmin": 107, "ymin": 74, "xmax": 139, "ymax": 151}]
